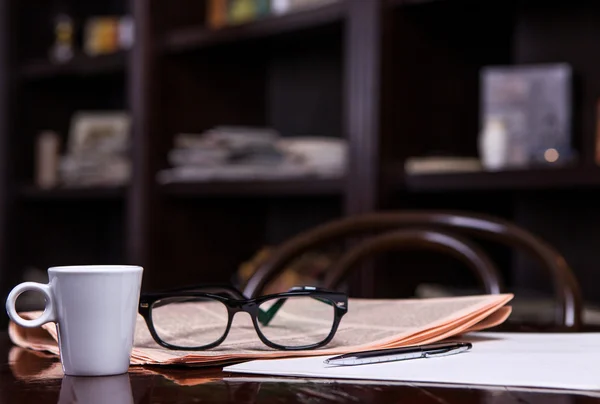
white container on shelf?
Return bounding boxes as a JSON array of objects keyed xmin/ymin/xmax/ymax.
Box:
[{"xmin": 478, "ymin": 116, "xmax": 509, "ymax": 171}]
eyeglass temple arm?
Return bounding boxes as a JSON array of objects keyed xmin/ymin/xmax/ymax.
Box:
[{"xmin": 257, "ymin": 287, "xmax": 337, "ymax": 326}]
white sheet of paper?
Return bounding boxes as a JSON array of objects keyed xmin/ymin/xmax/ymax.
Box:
[{"xmin": 224, "ymin": 332, "xmax": 600, "ymax": 391}]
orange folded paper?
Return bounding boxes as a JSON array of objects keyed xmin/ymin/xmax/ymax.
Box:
[{"xmin": 9, "ymin": 294, "xmax": 513, "ymax": 367}]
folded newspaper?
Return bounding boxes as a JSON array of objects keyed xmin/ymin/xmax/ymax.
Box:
[{"xmin": 9, "ymin": 294, "xmax": 513, "ymax": 367}]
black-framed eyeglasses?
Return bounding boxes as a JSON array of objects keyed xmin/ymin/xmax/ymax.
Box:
[{"xmin": 139, "ymin": 284, "xmax": 348, "ymax": 351}]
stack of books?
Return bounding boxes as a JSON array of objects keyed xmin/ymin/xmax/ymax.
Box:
[
  {"xmin": 59, "ymin": 155, "xmax": 130, "ymax": 187},
  {"xmin": 157, "ymin": 126, "xmax": 346, "ymax": 184},
  {"xmin": 207, "ymin": 0, "xmax": 340, "ymax": 28}
]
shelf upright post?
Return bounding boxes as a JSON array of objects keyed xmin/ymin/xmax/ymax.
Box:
[
  {"xmin": 343, "ymin": 0, "xmax": 384, "ymax": 297},
  {"xmin": 0, "ymin": 0, "xmax": 16, "ymax": 327},
  {"xmin": 127, "ymin": 0, "xmax": 159, "ymax": 289}
]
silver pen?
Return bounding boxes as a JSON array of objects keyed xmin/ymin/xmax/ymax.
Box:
[{"xmin": 324, "ymin": 342, "xmax": 472, "ymax": 366}]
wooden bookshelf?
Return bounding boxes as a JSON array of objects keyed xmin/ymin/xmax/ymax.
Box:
[
  {"xmin": 404, "ymin": 166, "xmax": 600, "ymax": 192},
  {"xmin": 161, "ymin": 2, "xmax": 346, "ymax": 53},
  {"xmin": 18, "ymin": 185, "xmax": 126, "ymax": 201},
  {"xmin": 1, "ymin": 0, "xmax": 600, "ymax": 326},
  {"xmin": 19, "ymin": 52, "xmax": 127, "ymax": 81},
  {"xmin": 161, "ymin": 178, "xmax": 344, "ymax": 197},
  {"xmin": 392, "ymin": 0, "xmax": 441, "ymax": 5}
]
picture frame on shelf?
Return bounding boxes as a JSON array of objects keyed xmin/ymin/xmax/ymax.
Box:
[
  {"xmin": 68, "ymin": 111, "xmax": 131, "ymax": 156},
  {"xmin": 480, "ymin": 63, "xmax": 573, "ymax": 168}
]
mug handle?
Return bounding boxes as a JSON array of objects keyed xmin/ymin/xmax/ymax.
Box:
[{"xmin": 5, "ymin": 282, "xmax": 56, "ymax": 328}]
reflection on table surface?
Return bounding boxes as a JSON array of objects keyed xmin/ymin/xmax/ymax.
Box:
[
  {"xmin": 4, "ymin": 333, "xmax": 600, "ymax": 404},
  {"xmin": 57, "ymin": 374, "xmax": 133, "ymax": 404}
]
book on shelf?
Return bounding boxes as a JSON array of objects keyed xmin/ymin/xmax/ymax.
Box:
[
  {"xmin": 37, "ymin": 110, "xmax": 133, "ymax": 189},
  {"xmin": 206, "ymin": 0, "xmax": 340, "ymax": 29},
  {"xmin": 158, "ymin": 126, "xmax": 347, "ymax": 184},
  {"xmin": 271, "ymin": 0, "xmax": 340, "ymax": 15},
  {"xmin": 207, "ymin": 0, "xmax": 229, "ymax": 28},
  {"xmin": 404, "ymin": 156, "xmax": 483, "ymax": 175},
  {"xmin": 207, "ymin": 0, "xmax": 270, "ymax": 28},
  {"xmin": 58, "ymin": 154, "xmax": 130, "ymax": 187}
]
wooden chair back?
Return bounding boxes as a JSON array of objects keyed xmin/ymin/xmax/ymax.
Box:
[{"xmin": 242, "ymin": 211, "xmax": 582, "ymax": 329}]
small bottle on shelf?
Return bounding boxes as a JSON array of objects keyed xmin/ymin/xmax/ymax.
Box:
[
  {"xmin": 35, "ymin": 130, "xmax": 61, "ymax": 189},
  {"xmin": 49, "ymin": 13, "xmax": 75, "ymax": 63},
  {"xmin": 478, "ymin": 116, "xmax": 509, "ymax": 171}
]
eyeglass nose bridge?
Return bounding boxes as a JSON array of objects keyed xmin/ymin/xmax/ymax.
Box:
[{"xmin": 227, "ymin": 299, "xmax": 259, "ymax": 316}]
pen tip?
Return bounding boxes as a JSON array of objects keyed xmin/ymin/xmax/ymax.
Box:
[{"xmin": 323, "ymin": 359, "xmax": 330, "ymax": 365}]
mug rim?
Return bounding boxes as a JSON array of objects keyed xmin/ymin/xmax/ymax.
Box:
[{"xmin": 48, "ymin": 265, "xmax": 143, "ymax": 274}]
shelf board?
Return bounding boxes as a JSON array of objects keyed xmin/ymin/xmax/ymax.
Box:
[
  {"xmin": 161, "ymin": 178, "xmax": 344, "ymax": 197},
  {"xmin": 18, "ymin": 185, "xmax": 126, "ymax": 201},
  {"xmin": 161, "ymin": 2, "xmax": 345, "ymax": 53},
  {"xmin": 404, "ymin": 166, "xmax": 600, "ymax": 192},
  {"xmin": 387, "ymin": 0, "xmax": 445, "ymax": 6},
  {"xmin": 19, "ymin": 52, "xmax": 127, "ymax": 81}
]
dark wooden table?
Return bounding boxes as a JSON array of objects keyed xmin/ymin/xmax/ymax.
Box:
[{"xmin": 2, "ymin": 331, "xmax": 600, "ymax": 403}]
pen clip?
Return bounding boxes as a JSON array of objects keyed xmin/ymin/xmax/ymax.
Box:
[{"xmin": 423, "ymin": 344, "xmax": 471, "ymax": 358}]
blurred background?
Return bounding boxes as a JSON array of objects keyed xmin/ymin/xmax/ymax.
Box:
[{"xmin": 1, "ymin": 0, "xmax": 600, "ymax": 328}]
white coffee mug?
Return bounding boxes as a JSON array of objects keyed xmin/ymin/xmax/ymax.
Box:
[{"xmin": 6, "ymin": 265, "xmax": 143, "ymax": 376}]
